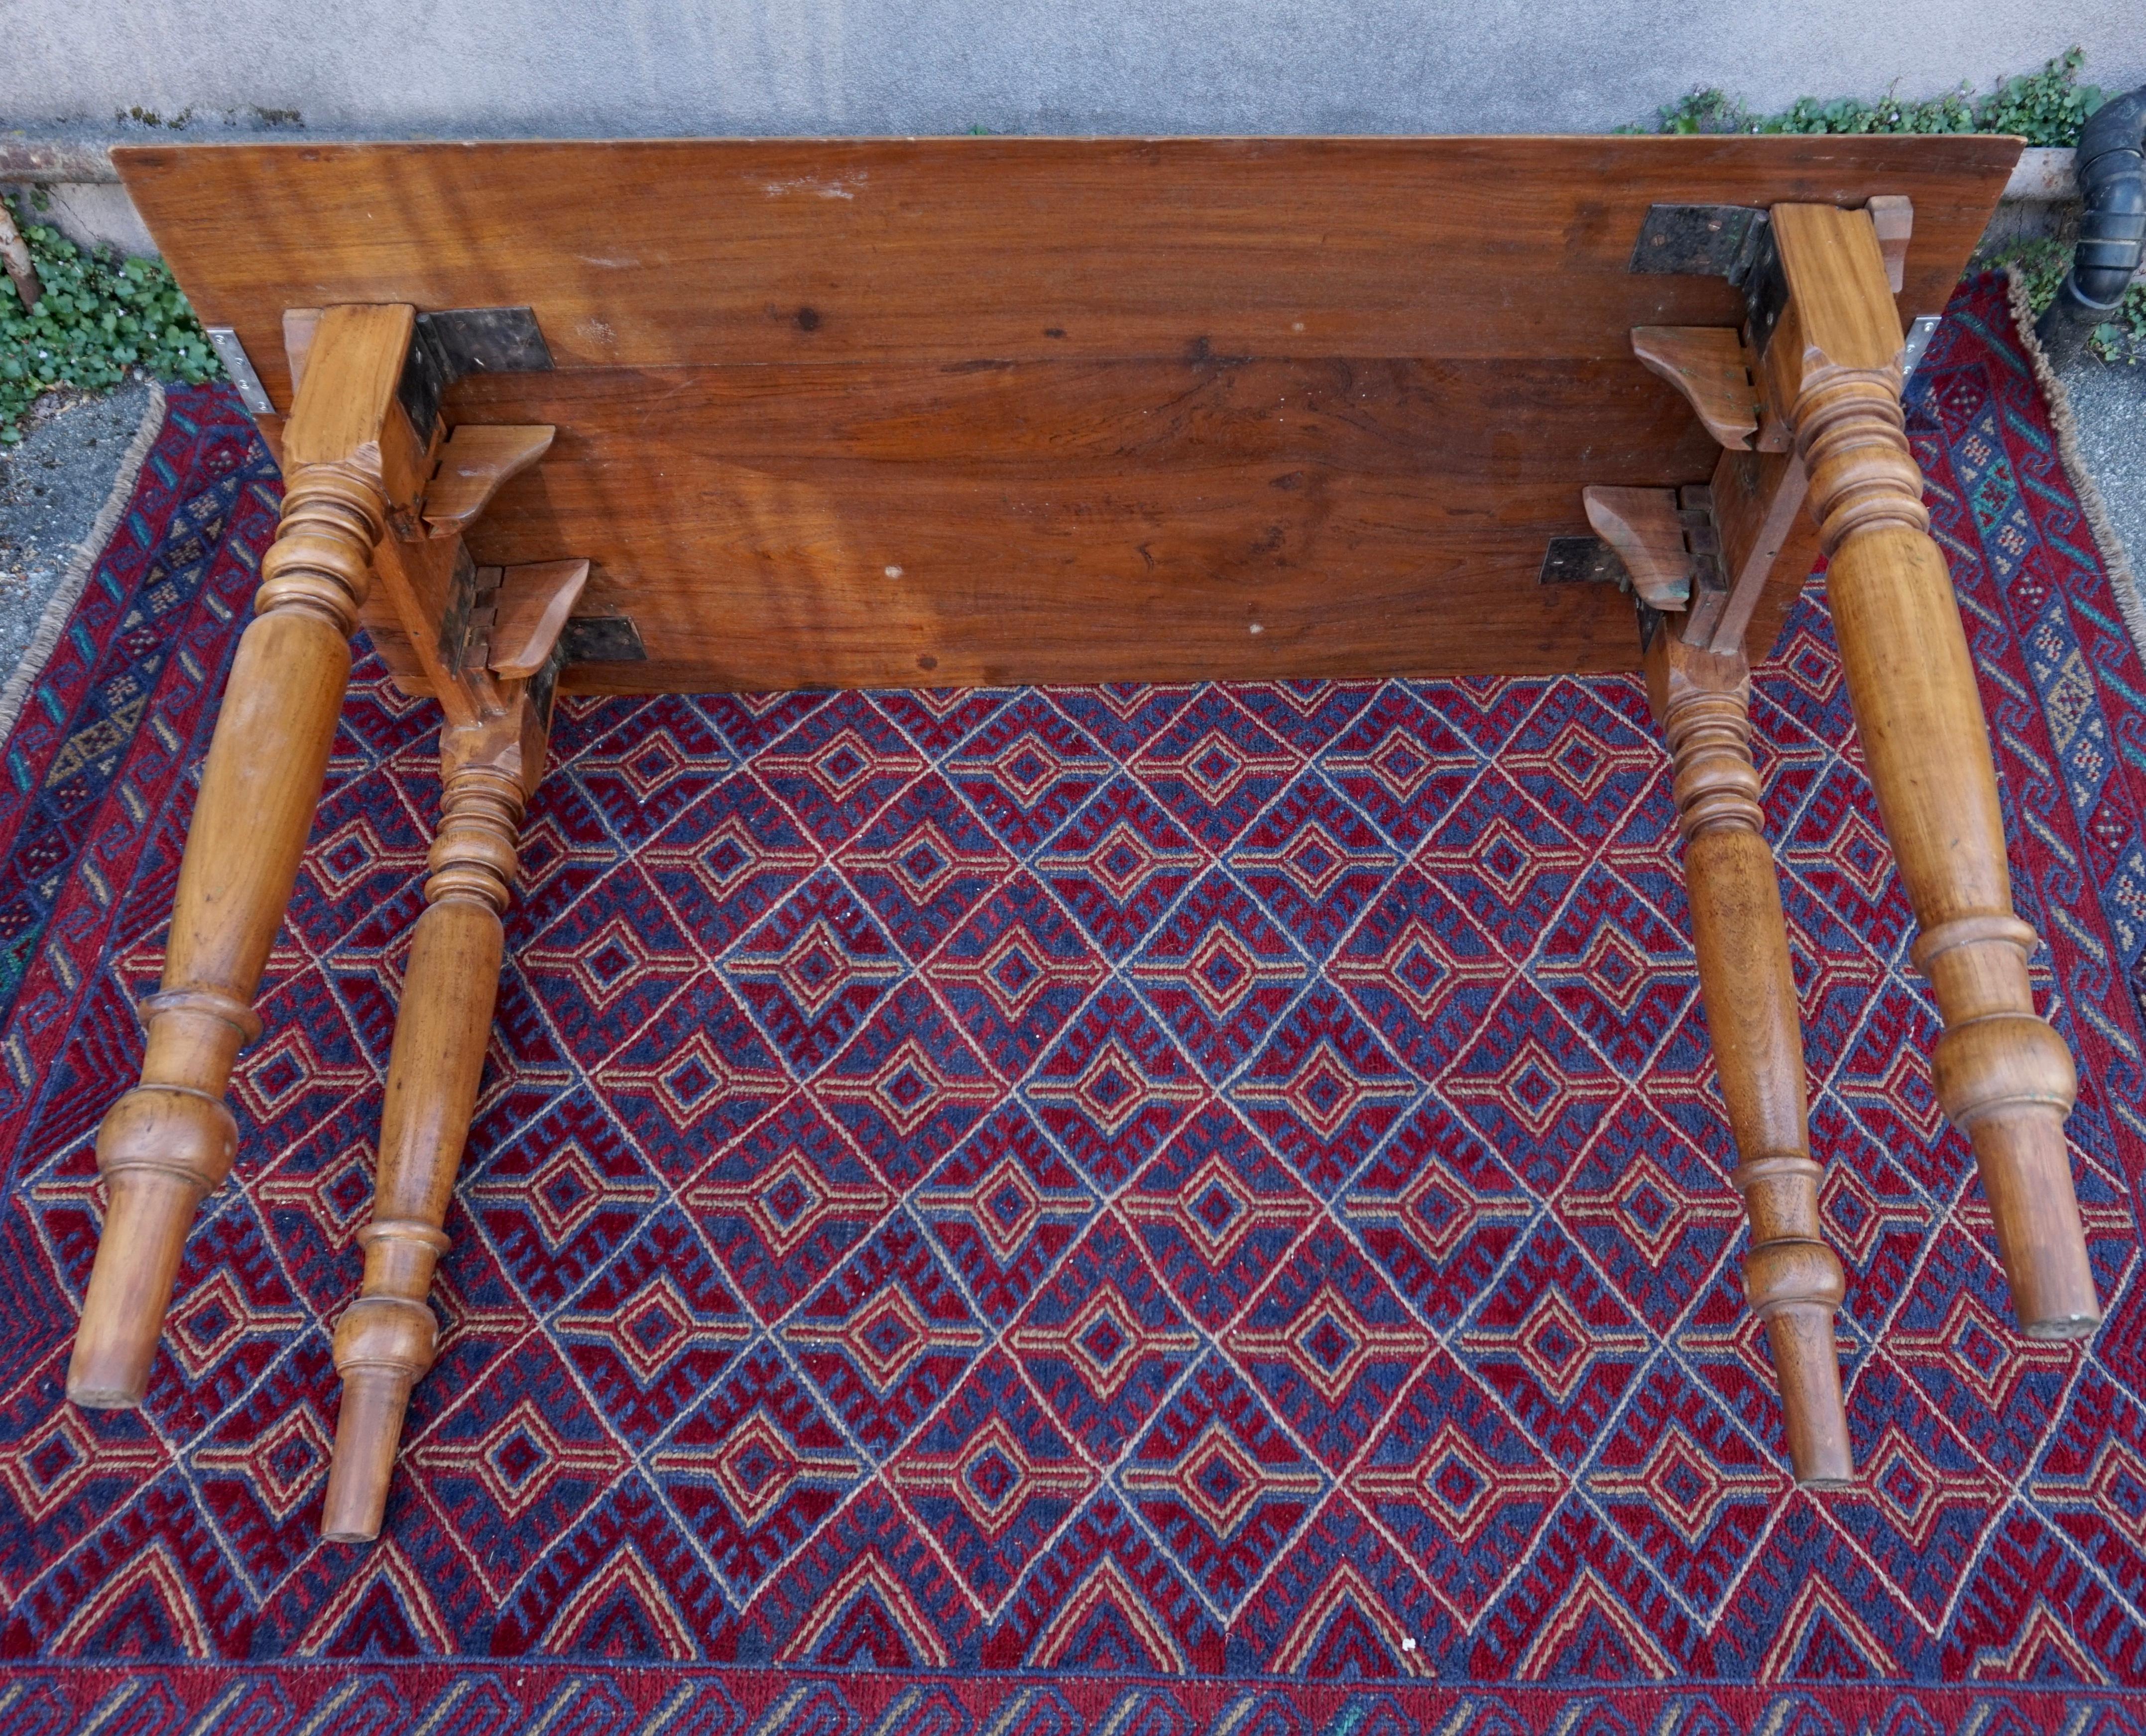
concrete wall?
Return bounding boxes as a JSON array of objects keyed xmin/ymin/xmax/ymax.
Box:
[
  {"xmin": 5, "ymin": 0, "xmax": 2143, "ymax": 141},
  {"xmin": 12, "ymin": 183, "xmax": 157, "ymax": 257}
]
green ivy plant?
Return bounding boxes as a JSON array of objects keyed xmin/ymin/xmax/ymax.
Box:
[
  {"xmin": 1638, "ymin": 47, "xmax": 2103, "ymax": 146},
  {"xmin": 2095, "ymin": 290, "xmax": 2146, "ymax": 364},
  {"xmin": 1979, "ymin": 48, "xmax": 2107, "ymax": 143},
  {"xmin": 1, "ymin": 196, "xmax": 222, "ymax": 442},
  {"xmin": 1636, "ymin": 48, "xmax": 2142, "ymax": 364},
  {"xmin": 1991, "ymin": 236, "xmax": 2075, "ymax": 308}
]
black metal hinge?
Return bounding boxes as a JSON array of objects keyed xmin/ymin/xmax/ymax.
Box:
[
  {"xmin": 1538, "ymin": 536, "xmax": 1631, "ymax": 589},
  {"xmin": 529, "ymin": 614, "xmax": 648, "ymax": 724},
  {"xmin": 1630, "ymin": 204, "xmax": 1790, "ymax": 358},
  {"xmin": 560, "ymin": 615, "xmax": 648, "ymax": 664},
  {"xmin": 1675, "ymin": 485, "xmax": 1731, "ymax": 644},
  {"xmin": 397, "ymin": 307, "xmax": 555, "ymax": 439}
]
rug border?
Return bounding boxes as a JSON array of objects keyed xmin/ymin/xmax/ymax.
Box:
[
  {"xmin": 2004, "ymin": 265, "xmax": 2146, "ymax": 666},
  {"xmin": 0, "ymin": 377, "xmax": 167, "ymax": 744}
]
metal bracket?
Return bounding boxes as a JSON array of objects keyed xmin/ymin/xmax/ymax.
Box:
[
  {"xmin": 1675, "ymin": 485, "xmax": 1732, "ymax": 646},
  {"xmin": 1901, "ymin": 312, "xmax": 1943, "ymax": 381},
  {"xmin": 528, "ymin": 637, "xmax": 568, "ymax": 733},
  {"xmin": 1637, "ymin": 600, "xmax": 1665, "ymax": 654},
  {"xmin": 203, "ymin": 326, "xmax": 273, "ymax": 415},
  {"xmin": 436, "ymin": 547, "xmax": 493, "ymax": 676},
  {"xmin": 517, "ymin": 613, "xmax": 647, "ymax": 718},
  {"xmin": 560, "ymin": 615, "xmax": 648, "ymax": 664},
  {"xmin": 1629, "ymin": 204, "xmax": 1789, "ymax": 358},
  {"xmin": 397, "ymin": 307, "xmax": 554, "ymax": 439},
  {"xmin": 1630, "ymin": 204, "xmax": 1770, "ymax": 279},
  {"xmin": 1738, "ymin": 221, "xmax": 1790, "ymax": 359},
  {"xmin": 1537, "ymin": 536, "xmax": 1631, "ymax": 589}
]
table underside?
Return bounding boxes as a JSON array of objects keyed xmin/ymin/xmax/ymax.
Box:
[{"xmin": 114, "ymin": 135, "xmax": 2017, "ymax": 692}]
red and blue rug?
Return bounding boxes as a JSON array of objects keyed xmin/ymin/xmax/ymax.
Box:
[{"xmin": 0, "ymin": 274, "xmax": 2142, "ymax": 1731}]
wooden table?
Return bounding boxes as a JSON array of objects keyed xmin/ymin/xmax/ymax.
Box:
[{"xmin": 61, "ymin": 135, "xmax": 2093, "ymax": 1542}]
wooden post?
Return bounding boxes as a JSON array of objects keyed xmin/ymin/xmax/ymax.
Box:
[
  {"xmin": 320, "ymin": 692, "xmax": 546, "ymax": 1542},
  {"xmin": 1648, "ymin": 629, "xmax": 1850, "ymax": 1486},
  {"xmin": 1767, "ymin": 203, "xmax": 2096, "ymax": 1340},
  {"xmin": 68, "ymin": 305, "xmax": 422, "ymax": 1408}
]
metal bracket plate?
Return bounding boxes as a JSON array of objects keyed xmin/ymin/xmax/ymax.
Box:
[
  {"xmin": 436, "ymin": 547, "xmax": 494, "ymax": 675},
  {"xmin": 1637, "ymin": 600, "xmax": 1665, "ymax": 653},
  {"xmin": 529, "ymin": 637, "xmax": 568, "ymax": 732},
  {"xmin": 560, "ymin": 615, "xmax": 648, "ymax": 664},
  {"xmin": 1675, "ymin": 484, "xmax": 1732, "ymax": 646},
  {"xmin": 1737, "ymin": 220, "xmax": 1789, "ymax": 359},
  {"xmin": 397, "ymin": 307, "xmax": 554, "ymax": 438},
  {"xmin": 1901, "ymin": 312, "xmax": 1943, "ymax": 381},
  {"xmin": 1630, "ymin": 204, "xmax": 1771, "ymax": 279},
  {"xmin": 203, "ymin": 326, "xmax": 272, "ymax": 415},
  {"xmin": 1538, "ymin": 536, "xmax": 1631, "ymax": 589}
]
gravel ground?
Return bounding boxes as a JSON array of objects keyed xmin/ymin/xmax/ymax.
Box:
[
  {"xmin": 2053, "ymin": 355, "xmax": 2146, "ymax": 586},
  {"xmin": 0, "ymin": 378, "xmax": 160, "ymax": 683}
]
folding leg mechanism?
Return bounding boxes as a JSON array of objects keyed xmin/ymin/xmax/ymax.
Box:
[
  {"xmin": 1594, "ymin": 197, "xmax": 2099, "ymax": 1486},
  {"xmin": 67, "ymin": 302, "xmax": 590, "ymax": 1541}
]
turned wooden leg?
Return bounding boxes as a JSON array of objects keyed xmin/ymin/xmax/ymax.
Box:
[
  {"xmin": 67, "ymin": 306, "xmax": 422, "ymax": 1406},
  {"xmin": 1650, "ymin": 629, "xmax": 1850, "ymax": 1486},
  {"xmin": 322, "ymin": 701, "xmax": 540, "ymax": 1542},
  {"xmin": 1769, "ymin": 205, "xmax": 2096, "ymax": 1339}
]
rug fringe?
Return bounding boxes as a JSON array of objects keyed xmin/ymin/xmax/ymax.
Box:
[
  {"xmin": 0, "ymin": 378, "xmax": 168, "ymax": 747},
  {"xmin": 2005, "ymin": 267, "xmax": 2146, "ymax": 664}
]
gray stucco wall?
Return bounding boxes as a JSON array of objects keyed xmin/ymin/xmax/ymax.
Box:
[{"xmin": 4, "ymin": 0, "xmax": 2142, "ymax": 139}]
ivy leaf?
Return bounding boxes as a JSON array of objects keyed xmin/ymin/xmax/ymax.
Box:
[{"xmin": 1, "ymin": 192, "xmax": 225, "ymax": 434}]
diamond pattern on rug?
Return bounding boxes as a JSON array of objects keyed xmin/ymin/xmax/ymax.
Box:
[{"xmin": 913, "ymin": 1106, "xmax": 1097, "ymax": 1327}]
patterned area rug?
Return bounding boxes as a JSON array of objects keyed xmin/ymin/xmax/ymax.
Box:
[{"xmin": 0, "ymin": 275, "xmax": 2142, "ymax": 1731}]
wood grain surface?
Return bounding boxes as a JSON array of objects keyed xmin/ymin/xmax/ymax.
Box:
[{"xmin": 117, "ymin": 136, "xmax": 2019, "ymax": 688}]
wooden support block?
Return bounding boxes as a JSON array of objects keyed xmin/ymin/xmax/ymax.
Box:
[
  {"xmin": 1632, "ymin": 326, "xmax": 1760, "ymax": 451},
  {"xmin": 369, "ymin": 531, "xmax": 486, "ymax": 729},
  {"xmin": 282, "ymin": 307, "xmax": 320, "ymax": 404},
  {"xmin": 485, "ymin": 559, "xmax": 591, "ymax": 678},
  {"xmin": 422, "ymin": 424, "xmax": 556, "ymax": 539},
  {"xmin": 1625, "ymin": 315, "xmax": 1817, "ymax": 661},
  {"xmin": 68, "ymin": 304, "xmax": 420, "ymax": 1409},
  {"xmin": 1700, "ymin": 446, "xmax": 1812, "ymax": 657},
  {"xmin": 1647, "ymin": 628, "xmax": 1850, "ymax": 1485},
  {"xmin": 1770, "ymin": 200, "xmax": 2095, "ymax": 1340},
  {"xmin": 287, "ymin": 304, "xmax": 488, "ymax": 723},
  {"xmin": 289, "ymin": 315, "xmax": 560, "ymax": 724},
  {"xmin": 1866, "ymin": 195, "xmax": 1913, "ymax": 295},
  {"xmin": 1583, "ymin": 486, "xmax": 1690, "ymax": 608}
]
